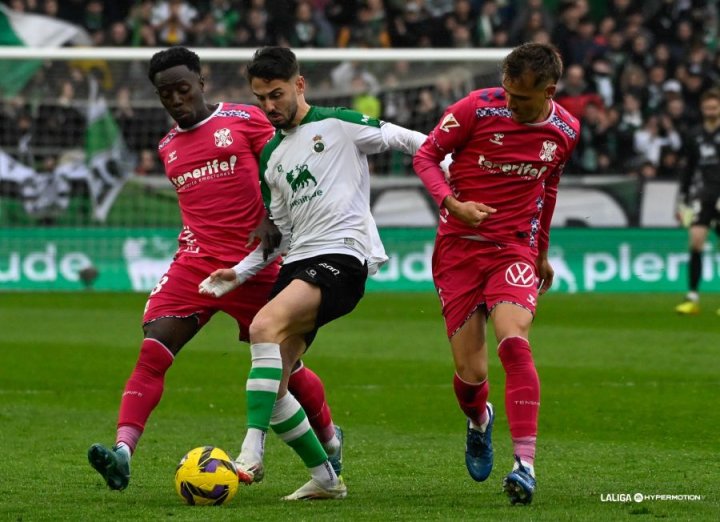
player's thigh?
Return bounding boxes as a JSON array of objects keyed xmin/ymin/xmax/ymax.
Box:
[
  {"xmin": 689, "ymin": 224, "xmax": 710, "ymax": 250},
  {"xmin": 218, "ymin": 279, "xmax": 274, "ymax": 342},
  {"xmin": 449, "ymin": 310, "xmax": 489, "ymax": 381},
  {"xmin": 143, "ymin": 316, "xmax": 200, "ymax": 355},
  {"xmin": 484, "ymin": 246, "xmax": 538, "ymax": 322},
  {"xmin": 432, "ymin": 235, "xmax": 494, "ymax": 338},
  {"xmin": 490, "ymin": 302, "xmax": 533, "ymax": 342},
  {"xmin": 143, "ymin": 257, "xmax": 218, "ymax": 326},
  {"xmin": 251, "ymin": 279, "xmax": 322, "ymax": 341}
]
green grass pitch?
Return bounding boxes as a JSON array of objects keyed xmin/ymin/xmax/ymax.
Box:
[{"xmin": 1, "ymin": 292, "xmax": 717, "ymax": 521}]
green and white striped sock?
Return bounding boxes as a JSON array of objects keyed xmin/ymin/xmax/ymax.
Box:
[
  {"xmin": 242, "ymin": 343, "xmax": 282, "ymax": 458},
  {"xmin": 271, "ymin": 393, "xmax": 337, "ymax": 485}
]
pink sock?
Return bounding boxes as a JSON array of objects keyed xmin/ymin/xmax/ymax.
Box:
[
  {"xmin": 498, "ymin": 336, "xmax": 539, "ymax": 466},
  {"xmin": 116, "ymin": 338, "xmax": 174, "ymax": 453},
  {"xmin": 453, "ymin": 374, "xmax": 489, "ymax": 426},
  {"xmin": 288, "ymin": 363, "xmax": 335, "ymax": 443}
]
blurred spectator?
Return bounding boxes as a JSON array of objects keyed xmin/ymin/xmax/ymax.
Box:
[
  {"xmin": 350, "ymin": 76, "xmax": 381, "ymax": 119},
  {"xmin": 337, "ymin": 0, "xmax": 390, "ymax": 48},
  {"xmin": 152, "ymin": 0, "xmax": 198, "ymax": 46},
  {"xmin": 572, "ymin": 101, "xmax": 613, "ymax": 174},
  {"xmin": 475, "ymin": 0, "xmax": 504, "ymax": 47},
  {"xmin": 509, "ymin": 0, "xmax": 554, "ymax": 46},
  {"xmin": 135, "ymin": 148, "xmax": 160, "ymax": 176},
  {"xmin": 289, "ymin": 1, "xmax": 325, "ymax": 47},
  {"xmin": 331, "ymin": 61, "xmax": 380, "ymax": 95},
  {"xmin": 633, "ymin": 114, "xmax": 681, "ymax": 171},
  {"xmin": 555, "ymin": 64, "xmax": 605, "ymax": 121}
]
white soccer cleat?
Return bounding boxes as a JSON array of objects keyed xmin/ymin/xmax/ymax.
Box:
[
  {"xmin": 198, "ymin": 276, "xmax": 238, "ymax": 297},
  {"xmin": 282, "ymin": 477, "xmax": 347, "ymax": 500},
  {"xmin": 234, "ymin": 456, "xmax": 264, "ymax": 484}
]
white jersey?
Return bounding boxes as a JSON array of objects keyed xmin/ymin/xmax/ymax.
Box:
[{"xmin": 258, "ymin": 106, "xmax": 426, "ymax": 273}]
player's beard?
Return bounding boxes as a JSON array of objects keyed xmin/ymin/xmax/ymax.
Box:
[{"xmin": 270, "ymin": 101, "xmax": 298, "ymax": 130}]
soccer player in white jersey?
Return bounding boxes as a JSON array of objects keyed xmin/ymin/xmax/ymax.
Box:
[
  {"xmin": 199, "ymin": 46, "xmax": 427, "ymax": 500},
  {"xmin": 87, "ymin": 47, "xmax": 344, "ymax": 492}
]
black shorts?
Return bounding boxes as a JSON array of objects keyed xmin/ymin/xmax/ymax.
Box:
[
  {"xmin": 269, "ymin": 253, "xmax": 368, "ymax": 347},
  {"xmin": 691, "ymin": 194, "xmax": 720, "ymax": 228}
]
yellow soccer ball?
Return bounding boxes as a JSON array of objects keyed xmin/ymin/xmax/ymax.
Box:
[{"xmin": 174, "ymin": 446, "xmax": 239, "ymax": 506}]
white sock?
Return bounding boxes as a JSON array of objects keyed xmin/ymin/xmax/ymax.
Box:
[
  {"xmin": 513, "ymin": 459, "xmax": 535, "ymax": 478},
  {"xmin": 115, "ymin": 443, "xmax": 131, "ymax": 460},
  {"xmin": 239, "ymin": 428, "xmax": 265, "ymax": 463},
  {"xmin": 470, "ymin": 404, "xmax": 492, "ymax": 432},
  {"xmin": 323, "ymin": 434, "xmax": 340, "ymax": 457},
  {"xmin": 309, "ymin": 461, "xmax": 338, "ymax": 488},
  {"xmin": 687, "ymin": 291, "xmax": 699, "ymax": 302}
]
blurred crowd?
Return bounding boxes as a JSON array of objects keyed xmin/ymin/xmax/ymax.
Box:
[{"xmin": 1, "ymin": 0, "xmax": 719, "ymax": 179}]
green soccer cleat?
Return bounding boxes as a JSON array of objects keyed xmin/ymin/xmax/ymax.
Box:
[
  {"xmin": 327, "ymin": 426, "xmax": 343, "ymax": 477},
  {"xmin": 675, "ymin": 300, "xmax": 700, "ymax": 315},
  {"xmin": 88, "ymin": 443, "xmax": 130, "ymax": 491},
  {"xmin": 282, "ymin": 476, "xmax": 347, "ymax": 500}
]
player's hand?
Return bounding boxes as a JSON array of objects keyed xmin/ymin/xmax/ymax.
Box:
[
  {"xmin": 444, "ymin": 196, "xmax": 496, "ymax": 227},
  {"xmin": 536, "ymin": 255, "xmax": 554, "ymax": 295},
  {"xmin": 247, "ymin": 214, "xmax": 282, "ymax": 261},
  {"xmin": 198, "ymin": 269, "xmax": 240, "ymax": 298}
]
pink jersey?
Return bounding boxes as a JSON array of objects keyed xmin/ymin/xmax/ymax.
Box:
[
  {"xmin": 414, "ymin": 88, "xmax": 580, "ymax": 252},
  {"xmin": 157, "ymin": 102, "xmax": 276, "ymax": 274}
]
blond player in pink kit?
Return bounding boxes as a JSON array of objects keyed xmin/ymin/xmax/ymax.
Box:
[
  {"xmin": 88, "ymin": 47, "xmax": 343, "ymax": 491},
  {"xmin": 413, "ymin": 43, "xmax": 579, "ymax": 505}
]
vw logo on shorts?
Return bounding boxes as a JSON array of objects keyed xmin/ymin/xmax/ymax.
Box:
[{"xmin": 505, "ymin": 262, "xmax": 535, "ymax": 287}]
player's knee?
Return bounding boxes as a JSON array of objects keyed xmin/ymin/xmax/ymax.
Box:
[
  {"xmin": 455, "ymin": 359, "xmax": 488, "ymax": 383},
  {"xmin": 248, "ymin": 313, "xmax": 283, "ymax": 343}
]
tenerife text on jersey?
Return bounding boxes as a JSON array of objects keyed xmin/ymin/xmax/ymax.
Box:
[{"xmin": 170, "ymin": 155, "xmax": 238, "ymax": 188}]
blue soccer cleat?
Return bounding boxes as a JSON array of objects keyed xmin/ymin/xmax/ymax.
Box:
[
  {"xmin": 464, "ymin": 403, "xmax": 494, "ymax": 482},
  {"xmin": 327, "ymin": 425, "xmax": 343, "ymax": 477},
  {"xmin": 503, "ymin": 455, "xmax": 536, "ymax": 505},
  {"xmin": 88, "ymin": 443, "xmax": 130, "ymax": 491}
]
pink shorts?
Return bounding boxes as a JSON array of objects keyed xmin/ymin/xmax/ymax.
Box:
[
  {"xmin": 432, "ymin": 235, "xmax": 539, "ymax": 338},
  {"xmin": 143, "ymin": 255, "xmax": 277, "ymax": 342}
]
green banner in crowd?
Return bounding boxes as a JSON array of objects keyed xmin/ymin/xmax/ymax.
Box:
[{"xmin": 1, "ymin": 228, "xmax": 718, "ymax": 293}]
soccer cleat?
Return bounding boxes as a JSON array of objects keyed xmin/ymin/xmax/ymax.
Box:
[
  {"xmin": 282, "ymin": 476, "xmax": 347, "ymax": 500},
  {"xmin": 88, "ymin": 443, "xmax": 130, "ymax": 491},
  {"xmin": 675, "ymin": 300, "xmax": 700, "ymax": 315},
  {"xmin": 503, "ymin": 455, "xmax": 536, "ymax": 505},
  {"xmin": 234, "ymin": 455, "xmax": 264, "ymax": 484},
  {"xmin": 327, "ymin": 426, "xmax": 344, "ymax": 476},
  {"xmin": 465, "ymin": 403, "xmax": 494, "ymax": 482}
]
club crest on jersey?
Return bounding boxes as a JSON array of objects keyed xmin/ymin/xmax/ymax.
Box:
[
  {"xmin": 489, "ymin": 133, "xmax": 504, "ymax": 145},
  {"xmin": 286, "ymin": 163, "xmax": 317, "ymax": 193},
  {"xmin": 214, "ymin": 128, "xmax": 233, "ymax": 148},
  {"xmin": 312, "ymin": 135, "xmax": 325, "ymax": 152},
  {"xmin": 505, "ymin": 262, "xmax": 535, "ymax": 287},
  {"xmin": 439, "ymin": 113, "xmax": 460, "ymax": 132},
  {"xmin": 539, "ymin": 140, "xmax": 557, "ymax": 161}
]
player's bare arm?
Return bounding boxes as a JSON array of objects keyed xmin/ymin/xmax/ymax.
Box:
[{"xmin": 442, "ymin": 195, "xmax": 497, "ymax": 228}]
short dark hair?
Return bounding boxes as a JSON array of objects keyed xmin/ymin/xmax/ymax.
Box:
[
  {"xmin": 701, "ymin": 87, "xmax": 720, "ymax": 103},
  {"xmin": 148, "ymin": 46, "xmax": 201, "ymax": 83},
  {"xmin": 246, "ymin": 46, "xmax": 299, "ymax": 82},
  {"xmin": 502, "ymin": 42, "xmax": 564, "ymax": 87}
]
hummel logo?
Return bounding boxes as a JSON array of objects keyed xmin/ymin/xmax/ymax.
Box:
[
  {"xmin": 489, "ymin": 133, "xmax": 504, "ymax": 145},
  {"xmin": 168, "ymin": 150, "xmax": 178, "ymax": 163}
]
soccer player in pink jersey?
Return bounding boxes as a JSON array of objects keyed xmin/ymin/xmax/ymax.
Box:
[
  {"xmin": 413, "ymin": 42, "xmax": 580, "ymax": 505},
  {"xmin": 88, "ymin": 47, "xmax": 343, "ymax": 491}
]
